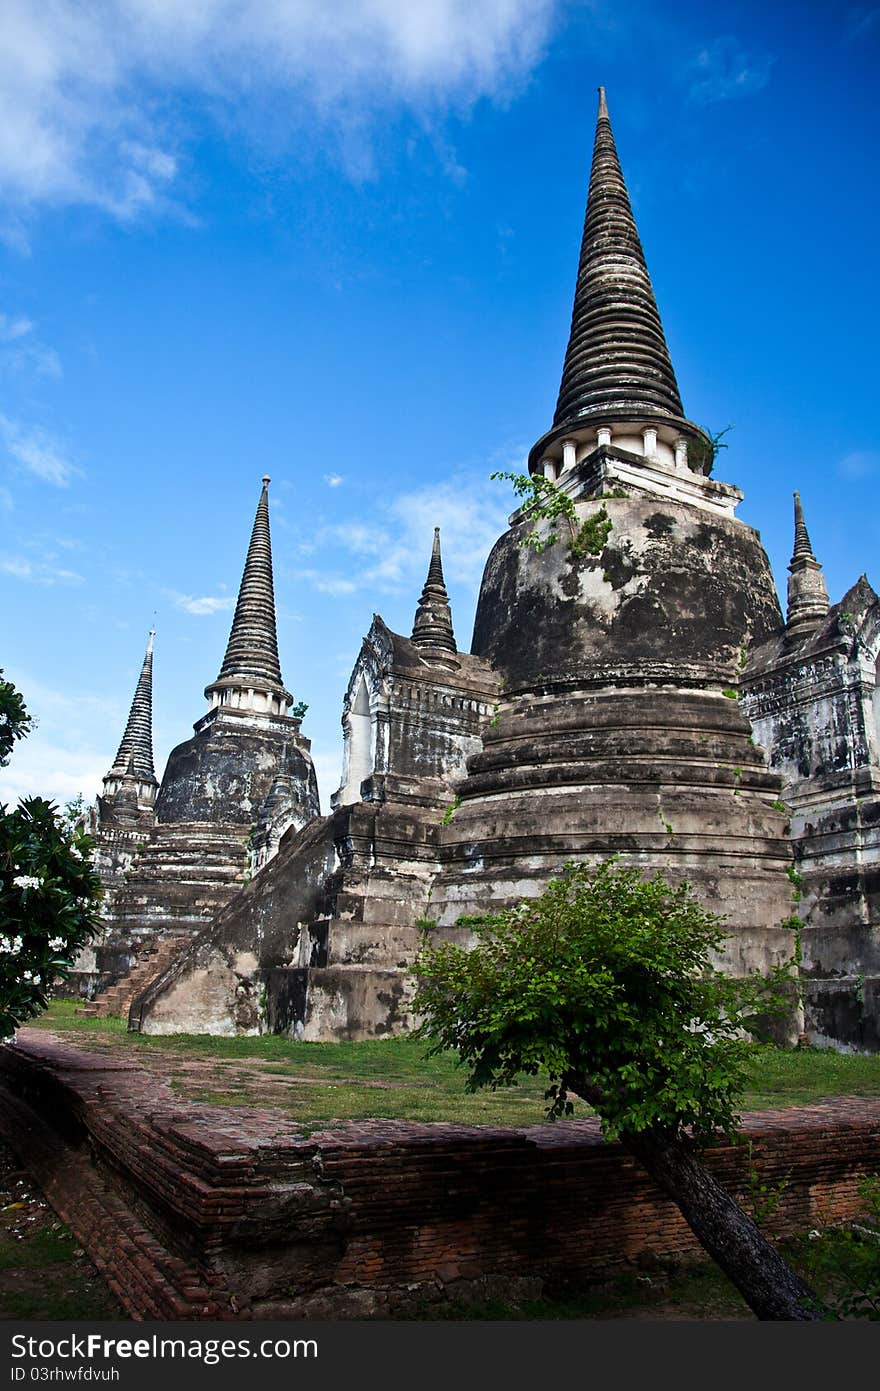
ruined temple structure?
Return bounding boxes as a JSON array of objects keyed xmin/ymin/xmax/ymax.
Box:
[
  {"xmin": 128, "ymin": 528, "xmax": 498, "ymax": 1037},
  {"xmin": 742, "ymin": 497, "xmax": 880, "ymax": 1049},
  {"xmin": 81, "ymin": 477, "xmax": 319, "ymax": 1003},
  {"xmin": 86, "ymin": 89, "xmax": 878, "ymax": 1050},
  {"xmin": 425, "ymin": 86, "xmax": 797, "ymax": 1011}
]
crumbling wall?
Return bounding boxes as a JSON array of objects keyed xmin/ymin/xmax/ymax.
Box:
[{"xmin": 0, "ymin": 1033, "xmax": 877, "ymax": 1320}]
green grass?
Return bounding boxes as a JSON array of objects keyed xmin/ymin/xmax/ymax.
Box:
[
  {"xmin": 32, "ymin": 1000, "xmax": 880, "ymax": 1128},
  {"xmin": 739, "ymin": 1047, "xmax": 880, "ymax": 1109},
  {"xmin": 0, "ymin": 1223, "xmax": 80, "ymax": 1270}
]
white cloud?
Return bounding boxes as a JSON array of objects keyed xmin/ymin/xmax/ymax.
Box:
[
  {"xmin": 0, "ymin": 553, "xmax": 84, "ymax": 584},
  {"xmin": 688, "ymin": 37, "xmax": 774, "ymax": 106},
  {"xmin": 0, "ymin": 312, "xmax": 33, "ymax": 341},
  {"xmin": 0, "ymin": 0, "xmax": 556, "ymax": 218},
  {"xmin": 323, "ymin": 472, "xmax": 344, "ymax": 488},
  {"xmin": 387, "ymin": 473, "xmax": 513, "ymax": 586},
  {"xmin": 0, "ymin": 741, "xmax": 108, "ymax": 809},
  {"xmin": 296, "ymin": 569, "xmax": 358, "ymax": 597},
  {"xmin": 296, "ymin": 465, "xmax": 513, "ymax": 600},
  {"xmin": 0, "ymin": 673, "xmax": 122, "ymax": 806},
  {"xmin": 0, "ymin": 309, "xmax": 62, "ymax": 381},
  {"xmin": 164, "ymin": 588, "xmax": 236, "ymax": 615},
  {"xmin": 0, "ymin": 414, "xmax": 77, "ymax": 485}
]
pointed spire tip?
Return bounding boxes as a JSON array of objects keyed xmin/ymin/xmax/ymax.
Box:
[
  {"xmin": 411, "ymin": 527, "xmax": 456, "ymax": 655},
  {"xmin": 262, "ymin": 475, "xmax": 271, "ymax": 488},
  {"xmin": 597, "ymin": 86, "xmax": 608, "ymax": 120}
]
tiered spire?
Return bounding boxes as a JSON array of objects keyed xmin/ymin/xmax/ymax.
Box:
[
  {"xmin": 205, "ymin": 478, "xmax": 292, "ymax": 713},
  {"xmin": 411, "ymin": 529, "xmax": 456, "ymax": 656},
  {"xmin": 786, "ymin": 492, "xmax": 829, "ymax": 636},
  {"xmin": 529, "ymin": 88, "xmax": 709, "ymax": 472},
  {"xmin": 106, "ymin": 631, "xmax": 157, "ymax": 785}
]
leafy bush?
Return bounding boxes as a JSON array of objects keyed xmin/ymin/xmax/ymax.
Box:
[{"xmin": 0, "ymin": 672, "xmax": 102, "ymax": 1040}]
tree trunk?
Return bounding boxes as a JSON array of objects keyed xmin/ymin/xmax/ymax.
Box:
[{"xmin": 566, "ymin": 1073, "xmax": 828, "ymax": 1321}]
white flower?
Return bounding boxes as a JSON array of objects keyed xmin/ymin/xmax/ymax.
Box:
[
  {"xmin": 13, "ymin": 874, "xmax": 41, "ymax": 891},
  {"xmin": 69, "ymin": 847, "xmax": 83, "ymax": 860},
  {"xmin": 21, "ymin": 970, "xmax": 33, "ymax": 982}
]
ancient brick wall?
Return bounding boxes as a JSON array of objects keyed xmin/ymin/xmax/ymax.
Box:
[{"xmin": 0, "ymin": 1033, "xmax": 877, "ymax": 1320}]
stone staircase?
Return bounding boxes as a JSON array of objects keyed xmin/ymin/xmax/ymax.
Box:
[{"xmin": 76, "ymin": 935, "xmax": 193, "ymax": 1021}]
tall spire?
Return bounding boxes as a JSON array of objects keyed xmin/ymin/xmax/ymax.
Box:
[
  {"xmin": 792, "ymin": 491, "xmax": 815, "ymax": 562},
  {"xmin": 411, "ymin": 528, "xmax": 457, "ymax": 656},
  {"xmin": 529, "ymin": 88, "xmax": 709, "ymax": 472},
  {"xmin": 107, "ymin": 631, "xmax": 157, "ymax": 785},
  {"xmin": 786, "ymin": 491, "xmax": 829, "ymax": 636},
  {"xmin": 205, "ymin": 477, "xmax": 292, "ymax": 714}
]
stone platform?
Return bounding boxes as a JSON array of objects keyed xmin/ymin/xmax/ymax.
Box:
[{"xmin": 0, "ymin": 1032, "xmax": 878, "ymax": 1320}]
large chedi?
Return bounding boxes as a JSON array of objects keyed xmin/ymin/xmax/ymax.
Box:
[
  {"xmin": 93, "ymin": 478, "xmax": 319, "ymax": 959},
  {"xmin": 428, "ymin": 89, "xmax": 798, "ymax": 1029}
]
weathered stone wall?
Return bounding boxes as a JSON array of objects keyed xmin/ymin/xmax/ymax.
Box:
[
  {"xmin": 743, "ymin": 578, "xmax": 880, "ymax": 1049},
  {"xmin": 334, "ymin": 616, "xmax": 497, "ymax": 809},
  {"xmin": 430, "ymin": 474, "xmax": 798, "ymax": 1039},
  {"xmin": 157, "ymin": 708, "xmax": 317, "ymax": 829},
  {"xmin": 471, "ymin": 489, "xmax": 783, "ymax": 691},
  {"xmin": 136, "ymin": 618, "xmax": 498, "ymax": 1043},
  {"xmin": 133, "ymin": 814, "xmax": 338, "ymax": 1035},
  {"xmin": 1, "ymin": 1033, "xmax": 877, "ymax": 1320}
]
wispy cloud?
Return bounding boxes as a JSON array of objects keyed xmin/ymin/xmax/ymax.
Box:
[
  {"xmin": 838, "ymin": 449, "xmax": 878, "ymax": 480},
  {"xmin": 687, "ymin": 37, "xmax": 774, "ymax": 106},
  {"xmin": 0, "ymin": 741, "xmax": 108, "ymax": 807},
  {"xmin": 323, "ymin": 472, "xmax": 345, "ymax": 488},
  {"xmin": 0, "ymin": 312, "xmax": 33, "ymax": 341},
  {"xmin": 0, "ymin": 553, "xmax": 84, "ymax": 585},
  {"xmin": 163, "ymin": 588, "xmax": 236, "ymax": 616},
  {"xmin": 294, "ymin": 465, "xmax": 513, "ymax": 600},
  {"xmin": 0, "ymin": 414, "xmax": 76, "ymax": 485},
  {"xmin": 0, "ymin": 0, "xmax": 556, "ymax": 221},
  {"xmin": 0, "ymin": 672, "xmax": 120, "ymax": 806},
  {"xmin": 297, "ymin": 571, "xmax": 359, "ymax": 597},
  {"xmin": 0, "ymin": 312, "xmax": 62, "ymax": 378},
  {"xmin": 843, "ymin": 6, "xmax": 880, "ymax": 42}
]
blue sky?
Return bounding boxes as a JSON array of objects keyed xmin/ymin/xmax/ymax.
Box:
[{"xmin": 1, "ymin": 0, "xmax": 878, "ymax": 813}]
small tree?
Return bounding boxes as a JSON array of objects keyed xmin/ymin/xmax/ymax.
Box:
[
  {"xmin": 0, "ymin": 671, "xmax": 103, "ymax": 1041},
  {"xmin": 413, "ymin": 859, "xmax": 826, "ymax": 1321}
]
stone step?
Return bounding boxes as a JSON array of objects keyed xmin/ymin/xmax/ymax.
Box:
[{"xmin": 79, "ymin": 936, "xmax": 194, "ymax": 1019}]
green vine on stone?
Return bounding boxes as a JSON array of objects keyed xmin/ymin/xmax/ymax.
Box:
[
  {"xmin": 491, "ymin": 471, "xmax": 613, "ymax": 557},
  {"xmin": 689, "ymin": 425, "xmax": 732, "ymax": 477},
  {"xmin": 573, "ymin": 503, "xmax": 612, "ymax": 557}
]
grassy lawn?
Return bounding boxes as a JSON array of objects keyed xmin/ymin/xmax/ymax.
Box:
[{"xmin": 28, "ymin": 999, "xmax": 880, "ymax": 1128}]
